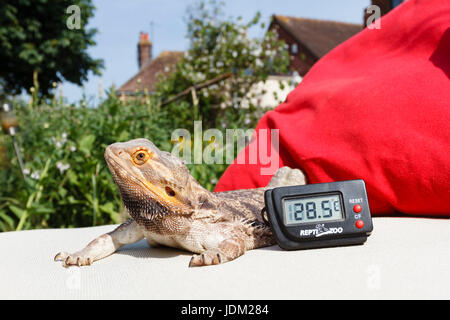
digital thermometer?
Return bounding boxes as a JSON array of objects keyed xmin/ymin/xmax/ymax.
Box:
[{"xmin": 262, "ymin": 180, "xmax": 373, "ymax": 250}]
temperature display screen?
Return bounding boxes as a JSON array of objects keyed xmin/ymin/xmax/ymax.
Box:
[{"xmin": 283, "ymin": 194, "xmax": 344, "ymax": 225}]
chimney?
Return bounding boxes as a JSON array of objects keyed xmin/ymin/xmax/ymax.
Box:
[{"xmin": 138, "ymin": 32, "xmax": 152, "ymax": 69}]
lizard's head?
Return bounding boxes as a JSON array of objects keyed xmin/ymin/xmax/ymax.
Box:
[{"xmin": 104, "ymin": 138, "xmax": 210, "ymax": 220}]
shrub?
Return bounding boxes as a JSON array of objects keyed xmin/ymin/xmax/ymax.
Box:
[{"xmin": 0, "ymin": 93, "xmax": 173, "ymax": 230}]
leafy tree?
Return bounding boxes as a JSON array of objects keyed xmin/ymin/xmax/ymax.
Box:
[
  {"xmin": 154, "ymin": 0, "xmax": 290, "ymax": 130},
  {"xmin": 0, "ymin": 0, "xmax": 103, "ymax": 97}
]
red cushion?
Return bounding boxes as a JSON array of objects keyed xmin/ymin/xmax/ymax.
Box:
[{"xmin": 215, "ymin": 0, "xmax": 450, "ymax": 216}]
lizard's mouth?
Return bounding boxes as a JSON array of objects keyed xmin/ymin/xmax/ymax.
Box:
[{"xmin": 104, "ymin": 148, "xmax": 191, "ymax": 218}]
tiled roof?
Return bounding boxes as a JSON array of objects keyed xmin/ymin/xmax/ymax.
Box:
[
  {"xmin": 117, "ymin": 51, "xmax": 184, "ymax": 94},
  {"xmin": 272, "ymin": 15, "xmax": 362, "ymax": 58}
]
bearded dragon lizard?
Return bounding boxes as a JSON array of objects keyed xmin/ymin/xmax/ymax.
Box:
[{"xmin": 54, "ymin": 139, "xmax": 306, "ymax": 267}]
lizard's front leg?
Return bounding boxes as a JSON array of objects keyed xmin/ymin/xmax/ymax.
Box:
[
  {"xmin": 54, "ymin": 219, "xmax": 144, "ymax": 267},
  {"xmin": 189, "ymin": 237, "xmax": 246, "ymax": 267}
]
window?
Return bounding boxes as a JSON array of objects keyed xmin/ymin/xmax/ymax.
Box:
[
  {"xmin": 391, "ymin": 0, "xmax": 403, "ymax": 8},
  {"xmin": 291, "ymin": 43, "xmax": 298, "ymax": 55}
]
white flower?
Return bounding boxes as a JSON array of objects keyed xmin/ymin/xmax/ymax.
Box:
[
  {"xmin": 55, "ymin": 141, "xmax": 62, "ymax": 149},
  {"xmin": 252, "ymin": 47, "xmax": 262, "ymax": 57},
  {"xmin": 31, "ymin": 171, "xmax": 40, "ymax": 180},
  {"xmin": 244, "ymin": 118, "xmax": 251, "ymax": 125},
  {"xmin": 216, "ymin": 61, "xmax": 224, "ymax": 68},
  {"xmin": 61, "ymin": 133, "xmax": 68, "ymax": 144},
  {"xmin": 70, "ymin": 146, "xmax": 77, "ymax": 152},
  {"xmin": 232, "ymin": 51, "xmax": 238, "ymax": 58},
  {"xmin": 195, "ymin": 72, "xmax": 206, "ymax": 82},
  {"xmin": 56, "ymin": 162, "xmax": 70, "ymax": 174},
  {"xmin": 23, "ymin": 168, "xmax": 30, "ymax": 176}
]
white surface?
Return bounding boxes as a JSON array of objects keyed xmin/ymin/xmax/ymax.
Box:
[{"xmin": 0, "ymin": 217, "xmax": 449, "ymax": 299}]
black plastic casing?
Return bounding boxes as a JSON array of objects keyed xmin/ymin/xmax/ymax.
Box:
[{"xmin": 264, "ymin": 180, "xmax": 373, "ymax": 250}]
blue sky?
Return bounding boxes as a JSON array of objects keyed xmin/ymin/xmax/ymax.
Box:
[{"xmin": 62, "ymin": 0, "xmax": 370, "ymax": 104}]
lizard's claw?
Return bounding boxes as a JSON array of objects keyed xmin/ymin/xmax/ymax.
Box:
[
  {"xmin": 189, "ymin": 250, "xmax": 223, "ymax": 267},
  {"xmin": 54, "ymin": 252, "xmax": 93, "ymax": 267}
]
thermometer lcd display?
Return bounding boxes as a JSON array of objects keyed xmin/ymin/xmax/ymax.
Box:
[{"xmin": 283, "ymin": 194, "xmax": 344, "ymax": 226}]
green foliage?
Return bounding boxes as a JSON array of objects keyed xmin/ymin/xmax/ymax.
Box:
[
  {"xmin": 0, "ymin": 93, "xmax": 174, "ymax": 231},
  {"xmin": 0, "ymin": 0, "xmax": 103, "ymax": 97},
  {"xmin": 0, "ymin": 0, "xmax": 291, "ymax": 231}
]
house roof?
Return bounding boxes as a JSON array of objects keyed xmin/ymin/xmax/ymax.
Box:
[
  {"xmin": 272, "ymin": 15, "xmax": 362, "ymax": 58},
  {"xmin": 117, "ymin": 51, "xmax": 184, "ymax": 94}
]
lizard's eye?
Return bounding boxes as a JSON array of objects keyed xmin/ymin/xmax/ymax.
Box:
[
  {"xmin": 165, "ymin": 186, "xmax": 176, "ymax": 197},
  {"xmin": 132, "ymin": 150, "xmax": 151, "ymax": 165}
]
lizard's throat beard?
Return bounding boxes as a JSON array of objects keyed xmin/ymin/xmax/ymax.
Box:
[
  {"xmin": 120, "ymin": 189, "xmax": 173, "ymax": 221},
  {"xmin": 114, "ymin": 176, "xmax": 178, "ymax": 221},
  {"xmin": 108, "ymin": 165, "xmax": 189, "ymax": 221}
]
